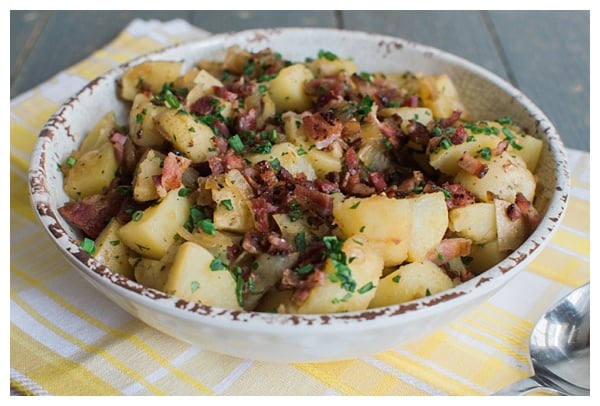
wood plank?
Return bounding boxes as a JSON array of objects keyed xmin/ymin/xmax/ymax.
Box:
[
  {"xmin": 190, "ymin": 10, "xmax": 337, "ymax": 33},
  {"xmin": 10, "ymin": 11, "xmax": 49, "ymax": 87},
  {"xmin": 10, "ymin": 10, "xmax": 192, "ymax": 97},
  {"xmin": 486, "ymin": 11, "xmax": 589, "ymax": 151},
  {"xmin": 341, "ymin": 10, "xmax": 508, "ymax": 79}
]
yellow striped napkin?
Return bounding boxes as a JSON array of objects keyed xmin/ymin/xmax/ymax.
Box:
[{"xmin": 10, "ymin": 19, "xmax": 590, "ymax": 396}]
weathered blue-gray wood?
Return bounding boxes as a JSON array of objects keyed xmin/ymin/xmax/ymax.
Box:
[
  {"xmin": 485, "ymin": 10, "xmax": 589, "ymax": 151},
  {"xmin": 10, "ymin": 10, "xmax": 589, "ymax": 150},
  {"xmin": 190, "ymin": 10, "xmax": 337, "ymax": 33},
  {"xmin": 342, "ymin": 10, "xmax": 508, "ymax": 80}
]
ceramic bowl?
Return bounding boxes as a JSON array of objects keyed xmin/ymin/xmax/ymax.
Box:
[{"xmin": 29, "ymin": 28, "xmax": 570, "ymax": 363}]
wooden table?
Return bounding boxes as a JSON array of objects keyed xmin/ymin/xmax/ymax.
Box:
[{"xmin": 10, "ymin": 10, "xmax": 589, "ymax": 151}]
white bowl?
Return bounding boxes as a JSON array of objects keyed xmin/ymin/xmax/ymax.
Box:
[{"xmin": 29, "ymin": 28, "xmax": 570, "ymax": 363}]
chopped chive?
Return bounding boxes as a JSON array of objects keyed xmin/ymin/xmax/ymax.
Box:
[
  {"xmin": 191, "ymin": 281, "xmax": 200, "ymax": 293},
  {"xmin": 357, "ymin": 281, "xmax": 375, "ymax": 294},
  {"xmin": 200, "ymin": 219, "xmax": 216, "ymax": 236},
  {"xmin": 228, "ymin": 134, "xmax": 245, "ymax": 153},
  {"xmin": 81, "ymin": 238, "xmax": 95, "ymax": 255},
  {"xmin": 132, "ymin": 210, "xmax": 144, "ymax": 221},
  {"xmin": 221, "ymin": 199, "xmax": 234, "ymax": 211},
  {"xmin": 66, "ymin": 156, "xmax": 77, "ymax": 167}
]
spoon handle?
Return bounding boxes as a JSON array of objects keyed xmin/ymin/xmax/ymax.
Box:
[{"xmin": 492, "ymin": 375, "xmax": 563, "ymax": 396}]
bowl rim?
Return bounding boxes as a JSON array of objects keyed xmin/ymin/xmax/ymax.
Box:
[{"xmin": 28, "ymin": 27, "xmax": 571, "ymax": 330}]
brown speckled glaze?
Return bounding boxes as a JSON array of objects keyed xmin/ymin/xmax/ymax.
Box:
[{"xmin": 28, "ymin": 28, "xmax": 570, "ymax": 362}]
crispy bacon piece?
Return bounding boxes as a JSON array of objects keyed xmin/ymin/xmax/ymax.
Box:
[
  {"xmin": 110, "ymin": 132, "xmax": 128, "ymax": 163},
  {"xmin": 155, "ymin": 152, "xmax": 191, "ymax": 197},
  {"xmin": 293, "ymin": 183, "xmax": 334, "ymax": 218},
  {"xmin": 302, "ymin": 111, "xmax": 342, "ymax": 150},
  {"xmin": 439, "ymin": 110, "xmax": 462, "ymax": 128},
  {"xmin": 458, "ymin": 151, "xmax": 489, "ymax": 178},
  {"xmin": 430, "ymin": 238, "xmax": 472, "ymax": 265},
  {"xmin": 368, "ymin": 171, "xmax": 387, "ymax": 193},
  {"xmin": 515, "ymin": 192, "xmax": 542, "ymax": 233},
  {"xmin": 441, "ymin": 182, "xmax": 476, "ymax": 210},
  {"xmin": 451, "ymin": 125, "xmax": 468, "ymax": 145},
  {"xmin": 493, "ymin": 139, "xmax": 509, "ymax": 156},
  {"xmin": 58, "ymin": 187, "xmax": 127, "ymax": 239},
  {"xmin": 212, "ymin": 85, "xmax": 238, "ymax": 102}
]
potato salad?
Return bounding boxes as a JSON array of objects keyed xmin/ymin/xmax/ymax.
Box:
[{"xmin": 58, "ymin": 46, "xmax": 543, "ymax": 314}]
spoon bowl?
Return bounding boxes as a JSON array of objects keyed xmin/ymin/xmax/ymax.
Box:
[{"xmin": 494, "ymin": 283, "xmax": 590, "ymax": 396}]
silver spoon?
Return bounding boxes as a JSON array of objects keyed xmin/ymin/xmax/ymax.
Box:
[{"xmin": 494, "ymin": 282, "xmax": 590, "ymax": 396}]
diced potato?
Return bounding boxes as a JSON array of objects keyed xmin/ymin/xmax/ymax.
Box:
[
  {"xmin": 132, "ymin": 241, "xmax": 181, "ymax": 290},
  {"xmin": 132, "ymin": 149, "xmax": 165, "ymax": 202},
  {"xmin": 469, "ymin": 240, "xmax": 506, "ymax": 274},
  {"xmin": 255, "ymin": 288, "xmax": 298, "ymax": 314},
  {"xmin": 429, "ymin": 133, "xmax": 503, "ymax": 176},
  {"xmin": 155, "ymin": 108, "xmax": 216, "ymax": 163},
  {"xmin": 306, "ymin": 56, "xmax": 358, "ymax": 77},
  {"xmin": 93, "ymin": 218, "xmax": 134, "ymax": 279},
  {"xmin": 449, "ymin": 202, "xmax": 497, "ymax": 244},
  {"xmin": 454, "ymin": 151, "xmax": 536, "ymax": 203},
  {"xmin": 369, "ymin": 260, "xmax": 454, "ymax": 308},
  {"xmin": 297, "ymin": 236, "xmax": 383, "ymax": 314},
  {"xmin": 494, "ymin": 198, "xmax": 528, "ymax": 252},
  {"xmin": 282, "ymin": 112, "xmax": 308, "ymax": 145},
  {"xmin": 247, "ymin": 141, "xmax": 317, "ymax": 180},
  {"xmin": 418, "ymin": 74, "xmax": 468, "ymax": 120},
  {"xmin": 133, "ymin": 257, "xmax": 169, "ymax": 291},
  {"xmin": 120, "ymin": 60, "xmax": 183, "ymax": 101},
  {"xmin": 209, "ymin": 169, "xmax": 255, "ymax": 233},
  {"xmin": 476, "ymin": 121, "xmax": 544, "ymax": 172},
  {"xmin": 64, "ymin": 141, "xmax": 119, "ymax": 199},
  {"xmin": 244, "ymin": 91, "xmax": 276, "ymax": 129},
  {"xmin": 268, "ymin": 64, "xmax": 314, "ymax": 113},
  {"xmin": 303, "ymin": 145, "xmax": 342, "ymax": 177},
  {"xmin": 378, "ymin": 107, "xmax": 434, "ymax": 133},
  {"xmin": 79, "ymin": 112, "xmax": 116, "ymax": 154},
  {"xmin": 118, "ymin": 187, "xmax": 191, "ymax": 260},
  {"xmin": 128, "ymin": 93, "xmax": 168, "ymax": 148},
  {"xmin": 333, "ymin": 195, "xmax": 412, "ymax": 267},
  {"xmin": 407, "ymin": 192, "xmax": 449, "ymax": 262},
  {"xmin": 163, "ymin": 241, "xmax": 242, "ymax": 310},
  {"xmin": 184, "ymin": 69, "xmax": 224, "ymax": 107}
]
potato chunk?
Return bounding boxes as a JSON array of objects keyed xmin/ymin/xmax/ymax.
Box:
[
  {"xmin": 118, "ymin": 187, "xmax": 191, "ymax": 260},
  {"xmin": 120, "ymin": 60, "xmax": 183, "ymax": 101},
  {"xmin": 370, "ymin": 260, "xmax": 454, "ymax": 308},
  {"xmin": 128, "ymin": 93, "xmax": 168, "ymax": 148},
  {"xmin": 454, "ymin": 151, "xmax": 536, "ymax": 203},
  {"xmin": 209, "ymin": 169, "xmax": 255, "ymax": 233},
  {"xmin": 407, "ymin": 192, "xmax": 449, "ymax": 262},
  {"xmin": 132, "ymin": 149, "xmax": 165, "ymax": 202},
  {"xmin": 418, "ymin": 74, "xmax": 467, "ymax": 120},
  {"xmin": 297, "ymin": 236, "xmax": 383, "ymax": 314},
  {"xmin": 64, "ymin": 141, "xmax": 119, "ymax": 199},
  {"xmin": 163, "ymin": 242, "xmax": 242, "ymax": 310},
  {"xmin": 247, "ymin": 141, "xmax": 317, "ymax": 180},
  {"xmin": 155, "ymin": 109, "xmax": 216, "ymax": 163},
  {"xmin": 449, "ymin": 202, "xmax": 497, "ymax": 244},
  {"xmin": 93, "ymin": 218, "xmax": 134, "ymax": 279},
  {"xmin": 268, "ymin": 64, "xmax": 314, "ymax": 113},
  {"xmin": 333, "ymin": 195, "xmax": 412, "ymax": 267}
]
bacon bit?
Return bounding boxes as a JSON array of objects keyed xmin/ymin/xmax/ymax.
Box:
[
  {"xmin": 493, "ymin": 139, "xmax": 509, "ymax": 156},
  {"xmin": 397, "ymin": 171, "xmax": 425, "ymax": 194},
  {"xmin": 250, "ymin": 196, "xmax": 277, "ymax": 233},
  {"xmin": 242, "ymin": 230, "xmax": 267, "ymax": 254},
  {"xmin": 402, "ymin": 94, "xmax": 419, "ymax": 107},
  {"xmin": 267, "ymin": 232, "xmax": 293, "ymax": 255},
  {"xmin": 110, "ymin": 132, "xmax": 128, "ymax": 163},
  {"xmin": 208, "ymin": 156, "xmax": 224, "ymax": 175},
  {"xmin": 293, "ymin": 184, "xmax": 334, "ymax": 218},
  {"xmin": 430, "ymin": 238, "xmax": 472, "ymax": 265},
  {"xmin": 213, "ymin": 135, "xmax": 229, "ymax": 154},
  {"xmin": 458, "ymin": 152, "xmax": 489, "ymax": 178},
  {"xmin": 314, "ymin": 178, "xmax": 340, "ymax": 194},
  {"xmin": 451, "ymin": 125, "xmax": 468, "ymax": 145},
  {"xmin": 341, "ymin": 119, "xmax": 362, "ymax": 145},
  {"xmin": 156, "ymin": 152, "xmax": 191, "ymax": 197},
  {"xmin": 368, "ymin": 171, "xmax": 387, "ymax": 193},
  {"xmin": 237, "ymin": 108, "xmax": 258, "ymax": 133},
  {"xmin": 302, "ymin": 111, "xmax": 342, "ymax": 150},
  {"xmin": 506, "ymin": 203, "xmax": 522, "ymax": 221},
  {"xmin": 58, "ymin": 187, "xmax": 127, "ymax": 239},
  {"xmin": 190, "ymin": 96, "xmax": 217, "ymax": 116},
  {"xmin": 515, "ymin": 192, "xmax": 542, "ymax": 233},
  {"xmin": 439, "ymin": 110, "xmax": 462, "ymax": 128},
  {"xmin": 212, "ymin": 86, "xmax": 238, "ymax": 102},
  {"xmin": 441, "ymin": 182, "xmax": 476, "ymax": 209}
]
